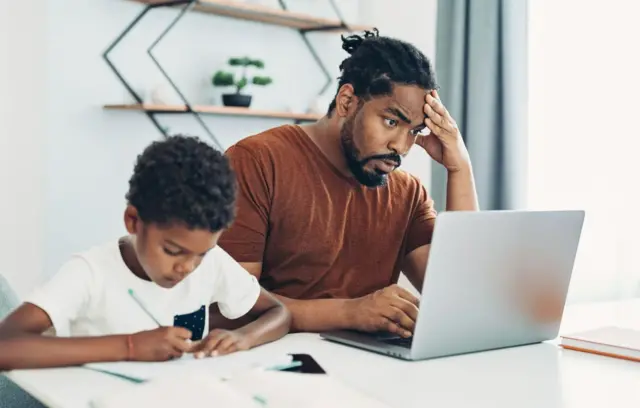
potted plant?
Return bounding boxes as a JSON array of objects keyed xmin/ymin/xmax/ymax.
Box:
[{"xmin": 212, "ymin": 57, "xmax": 273, "ymax": 108}]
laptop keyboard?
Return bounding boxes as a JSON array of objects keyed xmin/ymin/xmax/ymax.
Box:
[{"xmin": 381, "ymin": 336, "xmax": 413, "ymax": 348}]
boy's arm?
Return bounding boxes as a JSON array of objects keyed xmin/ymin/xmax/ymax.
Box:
[
  {"xmin": 0, "ymin": 304, "xmax": 192, "ymax": 371},
  {"xmin": 0, "ymin": 257, "xmax": 194, "ymax": 370},
  {"xmin": 0, "ymin": 261, "xmax": 134, "ymax": 370},
  {"xmin": 233, "ymin": 288, "xmax": 290, "ymax": 346},
  {"xmin": 193, "ymin": 288, "xmax": 290, "ymax": 357},
  {"xmin": 0, "ymin": 303, "xmax": 129, "ymax": 370},
  {"xmin": 194, "ymin": 246, "xmax": 291, "ymax": 357}
]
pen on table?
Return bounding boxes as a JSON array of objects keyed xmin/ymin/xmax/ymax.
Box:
[
  {"xmin": 267, "ymin": 360, "xmax": 302, "ymax": 371},
  {"xmin": 128, "ymin": 288, "xmax": 162, "ymax": 326}
]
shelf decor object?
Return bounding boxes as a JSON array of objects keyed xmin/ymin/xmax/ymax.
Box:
[
  {"xmin": 103, "ymin": 0, "xmax": 373, "ymax": 149},
  {"xmin": 212, "ymin": 57, "xmax": 273, "ymax": 108}
]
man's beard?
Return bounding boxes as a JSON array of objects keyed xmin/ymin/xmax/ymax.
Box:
[{"xmin": 340, "ymin": 113, "xmax": 401, "ymax": 188}]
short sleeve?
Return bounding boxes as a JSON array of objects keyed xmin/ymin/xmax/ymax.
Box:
[
  {"xmin": 24, "ymin": 257, "xmax": 97, "ymax": 335},
  {"xmin": 218, "ymin": 145, "xmax": 272, "ymax": 263},
  {"xmin": 405, "ymin": 184, "xmax": 438, "ymax": 254},
  {"xmin": 210, "ymin": 247, "xmax": 261, "ymax": 320}
]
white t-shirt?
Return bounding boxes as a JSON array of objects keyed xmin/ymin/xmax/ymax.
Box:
[{"xmin": 26, "ymin": 241, "xmax": 260, "ymax": 341}]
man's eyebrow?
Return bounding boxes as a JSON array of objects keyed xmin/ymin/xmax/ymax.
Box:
[{"xmin": 384, "ymin": 107, "xmax": 412, "ymax": 124}]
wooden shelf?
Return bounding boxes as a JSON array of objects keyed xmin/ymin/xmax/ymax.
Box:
[
  {"xmin": 104, "ymin": 103, "xmax": 322, "ymax": 121},
  {"xmin": 133, "ymin": 0, "xmax": 372, "ymax": 31}
]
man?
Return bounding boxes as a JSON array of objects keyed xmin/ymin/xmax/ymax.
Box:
[{"xmin": 216, "ymin": 29, "xmax": 479, "ymax": 337}]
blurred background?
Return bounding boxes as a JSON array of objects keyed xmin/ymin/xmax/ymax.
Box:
[{"xmin": 0, "ymin": 0, "xmax": 638, "ymax": 305}]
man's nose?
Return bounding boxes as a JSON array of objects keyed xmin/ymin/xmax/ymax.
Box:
[{"xmin": 388, "ymin": 132, "xmax": 412, "ymax": 157}]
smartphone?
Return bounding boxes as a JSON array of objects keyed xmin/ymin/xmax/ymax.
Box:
[{"xmin": 283, "ymin": 353, "xmax": 326, "ymax": 374}]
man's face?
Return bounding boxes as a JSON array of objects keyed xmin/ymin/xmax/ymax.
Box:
[
  {"xmin": 125, "ymin": 207, "xmax": 221, "ymax": 288},
  {"xmin": 341, "ymin": 84, "xmax": 429, "ymax": 187}
]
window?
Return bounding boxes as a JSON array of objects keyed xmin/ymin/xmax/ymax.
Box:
[{"xmin": 528, "ymin": 0, "xmax": 640, "ymax": 302}]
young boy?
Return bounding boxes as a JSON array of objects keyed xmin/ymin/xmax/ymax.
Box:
[{"xmin": 0, "ymin": 136, "xmax": 291, "ymax": 370}]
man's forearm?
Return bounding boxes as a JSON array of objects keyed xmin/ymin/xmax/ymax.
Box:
[
  {"xmin": 209, "ymin": 296, "xmax": 355, "ymax": 333},
  {"xmin": 446, "ymin": 164, "xmax": 479, "ymax": 211},
  {"xmin": 274, "ymin": 295, "xmax": 354, "ymax": 333}
]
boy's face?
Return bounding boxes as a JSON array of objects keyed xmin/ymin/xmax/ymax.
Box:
[{"xmin": 124, "ymin": 206, "xmax": 221, "ymax": 288}]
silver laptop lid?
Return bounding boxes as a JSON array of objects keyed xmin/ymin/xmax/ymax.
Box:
[{"xmin": 410, "ymin": 210, "xmax": 585, "ymax": 360}]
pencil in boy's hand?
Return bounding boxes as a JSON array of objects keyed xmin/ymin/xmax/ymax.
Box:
[{"xmin": 128, "ymin": 289, "xmax": 162, "ymax": 326}]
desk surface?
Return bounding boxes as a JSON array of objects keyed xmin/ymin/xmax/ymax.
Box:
[{"xmin": 6, "ymin": 299, "xmax": 640, "ymax": 408}]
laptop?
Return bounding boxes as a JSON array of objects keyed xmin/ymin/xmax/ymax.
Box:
[{"xmin": 320, "ymin": 210, "xmax": 585, "ymax": 361}]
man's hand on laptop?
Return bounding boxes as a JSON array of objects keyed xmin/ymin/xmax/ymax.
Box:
[{"xmin": 346, "ymin": 284, "xmax": 419, "ymax": 338}]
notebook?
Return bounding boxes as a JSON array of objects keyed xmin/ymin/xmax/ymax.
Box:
[{"xmin": 560, "ymin": 326, "xmax": 640, "ymax": 362}]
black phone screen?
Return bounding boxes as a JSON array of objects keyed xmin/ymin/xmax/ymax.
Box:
[{"xmin": 283, "ymin": 353, "xmax": 327, "ymax": 374}]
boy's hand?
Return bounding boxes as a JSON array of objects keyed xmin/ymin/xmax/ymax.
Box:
[
  {"xmin": 190, "ymin": 329, "xmax": 251, "ymax": 358},
  {"xmin": 130, "ymin": 326, "xmax": 192, "ymax": 361}
]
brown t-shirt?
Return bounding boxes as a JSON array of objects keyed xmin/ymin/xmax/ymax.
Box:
[{"xmin": 219, "ymin": 125, "xmax": 437, "ymax": 300}]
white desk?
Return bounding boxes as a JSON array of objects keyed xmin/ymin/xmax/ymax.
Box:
[{"xmin": 6, "ymin": 299, "xmax": 640, "ymax": 408}]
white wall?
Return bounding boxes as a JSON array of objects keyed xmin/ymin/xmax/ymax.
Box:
[
  {"xmin": 528, "ymin": 0, "xmax": 640, "ymax": 302},
  {"xmin": 1, "ymin": 0, "xmax": 438, "ymax": 294},
  {"xmin": 0, "ymin": 3, "xmax": 46, "ymax": 296}
]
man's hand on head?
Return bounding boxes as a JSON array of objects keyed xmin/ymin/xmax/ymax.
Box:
[
  {"xmin": 346, "ymin": 284, "xmax": 420, "ymax": 338},
  {"xmin": 416, "ymin": 90, "xmax": 471, "ymax": 173}
]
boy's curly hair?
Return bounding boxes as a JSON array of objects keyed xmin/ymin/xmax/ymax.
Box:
[{"xmin": 126, "ymin": 136, "xmax": 236, "ymax": 232}]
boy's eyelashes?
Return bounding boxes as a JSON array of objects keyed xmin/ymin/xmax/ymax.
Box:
[
  {"xmin": 163, "ymin": 247, "xmax": 183, "ymax": 256},
  {"xmin": 162, "ymin": 246, "xmax": 209, "ymax": 257}
]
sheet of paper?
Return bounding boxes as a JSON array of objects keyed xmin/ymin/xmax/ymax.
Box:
[
  {"xmin": 90, "ymin": 373, "xmax": 262, "ymax": 408},
  {"xmin": 85, "ymin": 350, "xmax": 293, "ymax": 382},
  {"xmin": 227, "ymin": 370, "xmax": 391, "ymax": 408},
  {"xmin": 564, "ymin": 326, "xmax": 640, "ymax": 349},
  {"xmin": 90, "ymin": 360, "xmax": 390, "ymax": 408}
]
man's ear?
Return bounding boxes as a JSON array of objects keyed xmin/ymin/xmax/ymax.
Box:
[
  {"xmin": 123, "ymin": 205, "xmax": 140, "ymax": 235},
  {"xmin": 335, "ymin": 84, "xmax": 359, "ymax": 118}
]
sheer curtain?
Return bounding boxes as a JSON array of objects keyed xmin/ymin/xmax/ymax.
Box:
[{"xmin": 528, "ymin": 0, "xmax": 640, "ymax": 302}]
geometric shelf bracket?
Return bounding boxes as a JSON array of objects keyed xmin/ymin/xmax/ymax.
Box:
[
  {"xmin": 279, "ymin": 0, "xmax": 359, "ymax": 98},
  {"xmin": 104, "ymin": 0, "xmax": 223, "ymax": 149},
  {"xmin": 277, "ymin": 0, "xmax": 335, "ymax": 98},
  {"xmin": 103, "ymin": 4, "xmax": 170, "ymax": 138},
  {"xmin": 146, "ymin": 0, "xmax": 224, "ymax": 150},
  {"xmin": 297, "ymin": 32, "xmax": 334, "ymax": 98}
]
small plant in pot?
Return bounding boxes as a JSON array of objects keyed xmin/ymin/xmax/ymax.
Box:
[{"xmin": 212, "ymin": 57, "xmax": 273, "ymax": 108}]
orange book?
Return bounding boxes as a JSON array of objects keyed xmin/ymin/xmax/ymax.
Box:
[{"xmin": 560, "ymin": 326, "xmax": 640, "ymax": 362}]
